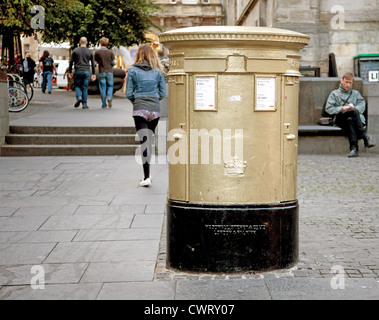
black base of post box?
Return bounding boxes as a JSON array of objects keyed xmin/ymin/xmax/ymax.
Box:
[{"xmin": 166, "ymin": 199, "xmax": 299, "ymax": 273}]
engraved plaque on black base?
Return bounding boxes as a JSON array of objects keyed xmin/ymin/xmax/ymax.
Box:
[{"xmin": 166, "ymin": 200, "xmax": 298, "ymax": 273}]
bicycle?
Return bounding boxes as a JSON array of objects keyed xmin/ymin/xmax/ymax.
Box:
[
  {"xmin": 2, "ymin": 64, "xmax": 31, "ymax": 112},
  {"xmin": 8, "ymin": 86, "xmax": 29, "ymax": 112},
  {"xmin": 6, "ymin": 73, "xmax": 33, "ymax": 112},
  {"xmin": 8, "ymin": 73, "xmax": 34, "ymax": 101}
]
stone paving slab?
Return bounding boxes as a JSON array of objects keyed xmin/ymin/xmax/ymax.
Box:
[
  {"xmin": 73, "ymin": 228, "xmax": 162, "ymax": 242},
  {"xmin": 80, "ymin": 260, "xmax": 156, "ymax": 283},
  {"xmin": 265, "ymin": 278, "xmax": 379, "ymax": 300},
  {"xmin": 0, "ymin": 242, "xmax": 56, "ymax": 265},
  {"xmin": 97, "ymin": 281, "xmax": 176, "ymax": 300},
  {"xmin": 39, "ymin": 214, "xmax": 135, "ymax": 230},
  {"xmin": 0, "ymin": 263, "xmax": 88, "ymax": 286},
  {"xmin": 175, "ymin": 279, "xmax": 270, "ymax": 300},
  {"xmin": 0, "ymin": 216, "xmax": 48, "ymax": 232},
  {"xmin": 44, "ymin": 240, "xmax": 160, "ymax": 264},
  {"xmin": 0, "ymin": 283, "xmax": 102, "ymax": 300},
  {"xmin": 0, "ymin": 230, "xmax": 76, "ymax": 243}
]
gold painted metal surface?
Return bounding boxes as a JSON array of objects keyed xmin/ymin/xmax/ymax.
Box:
[{"xmin": 162, "ymin": 26, "xmax": 309, "ymax": 204}]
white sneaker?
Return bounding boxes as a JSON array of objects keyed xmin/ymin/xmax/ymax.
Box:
[{"xmin": 139, "ymin": 177, "xmax": 151, "ymax": 187}]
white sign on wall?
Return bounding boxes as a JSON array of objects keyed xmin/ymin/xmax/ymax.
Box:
[{"xmin": 368, "ymin": 70, "xmax": 379, "ymax": 82}]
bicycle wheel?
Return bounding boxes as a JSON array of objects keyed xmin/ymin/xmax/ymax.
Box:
[
  {"xmin": 8, "ymin": 87, "xmax": 29, "ymax": 112},
  {"xmin": 23, "ymin": 79, "xmax": 34, "ymax": 101},
  {"xmin": 8, "ymin": 79, "xmax": 26, "ymax": 91}
]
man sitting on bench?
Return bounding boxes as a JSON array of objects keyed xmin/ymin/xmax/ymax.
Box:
[{"xmin": 325, "ymin": 72, "xmax": 376, "ymax": 158}]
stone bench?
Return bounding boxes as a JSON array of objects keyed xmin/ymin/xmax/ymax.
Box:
[
  {"xmin": 298, "ymin": 125, "xmax": 343, "ymax": 136},
  {"xmin": 297, "ymin": 125, "xmax": 349, "ymax": 154},
  {"xmin": 297, "ymin": 77, "xmax": 373, "ymax": 154}
]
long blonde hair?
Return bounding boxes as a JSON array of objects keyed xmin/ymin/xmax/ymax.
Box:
[{"xmin": 134, "ymin": 44, "xmax": 165, "ymax": 73}]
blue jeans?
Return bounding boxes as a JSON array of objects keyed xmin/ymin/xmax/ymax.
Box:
[
  {"xmin": 98, "ymin": 72, "xmax": 113, "ymax": 107},
  {"xmin": 73, "ymin": 71, "xmax": 91, "ymax": 106},
  {"xmin": 42, "ymin": 71, "xmax": 52, "ymax": 93}
]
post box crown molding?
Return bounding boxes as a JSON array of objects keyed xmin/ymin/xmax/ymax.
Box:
[{"xmin": 160, "ymin": 26, "xmax": 310, "ymax": 45}]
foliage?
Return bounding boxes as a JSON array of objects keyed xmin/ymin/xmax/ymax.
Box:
[
  {"xmin": 83, "ymin": 0, "xmax": 161, "ymax": 47},
  {"xmin": 0, "ymin": 0, "xmax": 34, "ymax": 36},
  {"xmin": 0, "ymin": 0, "xmax": 161, "ymax": 48}
]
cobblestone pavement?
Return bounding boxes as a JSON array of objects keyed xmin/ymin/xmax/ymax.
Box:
[{"xmin": 154, "ymin": 153, "xmax": 379, "ymax": 281}]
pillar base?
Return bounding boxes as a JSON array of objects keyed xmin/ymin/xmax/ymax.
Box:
[{"xmin": 167, "ymin": 199, "xmax": 299, "ymax": 273}]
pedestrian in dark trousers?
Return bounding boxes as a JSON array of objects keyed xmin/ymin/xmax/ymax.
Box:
[
  {"xmin": 325, "ymin": 72, "xmax": 376, "ymax": 157},
  {"xmin": 126, "ymin": 44, "xmax": 166, "ymax": 187},
  {"xmin": 68, "ymin": 37, "xmax": 96, "ymax": 109},
  {"xmin": 23, "ymin": 53, "xmax": 36, "ymax": 86},
  {"xmin": 39, "ymin": 50, "xmax": 54, "ymax": 94},
  {"xmin": 95, "ymin": 37, "xmax": 116, "ymax": 109}
]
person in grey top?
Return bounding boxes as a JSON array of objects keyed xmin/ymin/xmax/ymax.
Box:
[
  {"xmin": 325, "ymin": 72, "xmax": 375, "ymax": 157},
  {"xmin": 69, "ymin": 37, "xmax": 96, "ymax": 109}
]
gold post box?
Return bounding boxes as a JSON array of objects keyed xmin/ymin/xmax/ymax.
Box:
[{"xmin": 161, "ymin": 26, "xmax": 309, "ymax": 273}]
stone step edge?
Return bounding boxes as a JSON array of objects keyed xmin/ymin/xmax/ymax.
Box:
[
  {"xmin": 0, "ymin": 144, "xmax": 139, "ymax": 157},
  {"xmin": 9, "ymin": 125, "xmax": 136, "ymax": 135},
  {"xmin": 6, "ymin": 133, "xmax": 139, "ymax": 144}
]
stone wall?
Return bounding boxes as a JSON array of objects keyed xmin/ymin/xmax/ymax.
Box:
[
  {"xmin": 151, "ymin": 0, "xmax": 224, "ymax": 31},
  {"xmin": 272, "ymin": 0, "xmax": 379, "ymax": 77},
  {"xmin": 234, "ymin": 0, "xmax": 379, "ymax": 77}
]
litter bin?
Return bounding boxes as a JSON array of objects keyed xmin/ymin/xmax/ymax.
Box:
[
  {"xmin": 354, "ymin": 54, "xmax": 379, "ymax": 82},
  {"xmin": 161, "ymin": 26, "xmax": 310, "ymax": 273}
]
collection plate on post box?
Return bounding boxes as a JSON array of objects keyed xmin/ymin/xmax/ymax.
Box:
[
  {"xmin": 255, "ymin": 77, "xmax": 277, "ymax": 111},
  {"xmin": 195, "ymin": 76, "xmax": 217, "ymax": 111}
]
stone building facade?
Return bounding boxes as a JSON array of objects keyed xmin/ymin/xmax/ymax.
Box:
[
  {"xmin": 228, "ymin": 0, "xmax": 379, "ymax": 77},
  {"xmin": 13, "ymin": 1, "xmax": 379, "ymax": 77},
  {"xmin": 150, "ymin": 0, "xmax": 224, "ymax": 32},
  {"xmin": 20, "ymin": 35, "xmax": 41, "ymax": 62}
]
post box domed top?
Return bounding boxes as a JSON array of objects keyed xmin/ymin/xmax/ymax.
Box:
[{"xmin": 160, "ymin": 26, "xmax": 310, "ymax": 46}]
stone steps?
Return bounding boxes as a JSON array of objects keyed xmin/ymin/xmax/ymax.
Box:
[
  {"xmin": 7, "ymin": 125, "xmax": 136, "ymax": 135},
  {"xmin": 5, "ymin": 134, "xmax": 137, "ymax": 145},
  {"xmin": 1, "ymin": 125, "xmax": 370, "ymax": 156},
  {"xmin": 1, "ymin": 126, "xmax": 140, "ymax": 157}
]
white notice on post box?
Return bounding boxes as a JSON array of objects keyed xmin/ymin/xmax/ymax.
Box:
[
  {"xmin": 195, "ymin": 76, "xmax": 216, "ymax": 110},
  {"xmin": 256, "ymin": 77, "xmax": 276, "ymax": 111}
]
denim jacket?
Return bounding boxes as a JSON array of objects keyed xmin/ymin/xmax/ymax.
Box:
[{"xmin": 126, "ymin": 62, "xmax": 166, "ymax": 103}]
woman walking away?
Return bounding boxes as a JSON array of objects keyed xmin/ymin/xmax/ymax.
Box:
[{"xmin": 126, "ymin": 44, "xmax": 166, "ymax": 187}]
